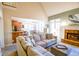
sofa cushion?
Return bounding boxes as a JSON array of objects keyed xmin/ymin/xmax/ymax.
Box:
[
  {"xmin": 38, "ymin": 32, "xmax": 46, "ymax": 41},
  {"xmin": 16, "ymin": 36, "xmax": 25, "ymax": 43},
  {"xmin": 31, "ymin": 39, "xmax": 36, "ymax": 46},
  {"xmin": 26, "ymin": 37, "xmax": 36, "ymax": 46},
  {"xmin": 31, "ymin": 46, "xmax": 53, "ymax": 56},
  {"xmin": 36, "ymin": 41, "xmax": 47, "ymax": 48},
  {"xmin": 16, "ymin": 36, "xmax": 27, "ymax": 50},
  {"xmin": 33, "ymin": 34, "xmax": 41, "ymax": 42},
  {"xmin": 21, "ymin": 39, "xmax": 34, "ymax": 51},
  {"xmin": 16, "ymin": 37, "xmax": 27, "ymax": 56},
  {"xmin": 43, "ymin": 39, "xmax": 57, "ymax": 47},
  {"xmin": 16, "ymin": 36, "xmax": 32, "ymax": 51},
  {"xmin": 26, "ymin": 38, "xmax": 33, "ymax": 46},
  {"xmin": 27, "ymin": 46, "xmax": 43, "ymax": 56},
  {"xmin": 43, "ymin": 39, "xmax": 55, "ymax": 43},
  {"xmin": 33, "ymin": 46, "xmax": 47, "ymax": 54},
  {"xmin": 40, "ymin": 35, "xmax": 46, "ymax": 41},
  {"xmin": 43, "ymin": 52, "xmax": 53, "ymax": 56}
]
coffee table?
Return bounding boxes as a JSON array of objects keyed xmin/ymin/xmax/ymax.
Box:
[{"xmin": 51, "ymin": 44, "xmax": 68, "ymax": 56}]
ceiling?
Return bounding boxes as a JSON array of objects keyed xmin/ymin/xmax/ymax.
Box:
[
  {"xmin": 41, "ymin": 2, "xmax": 79, "ymax": 16},
  {"xmin": 3, "ymin": 2, "xmax": 79, "ymax": 19}
]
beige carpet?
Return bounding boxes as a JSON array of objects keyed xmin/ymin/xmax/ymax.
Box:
[{"xmin": 2, "ymin": 43, "xmax": 17, "ymax": 56}]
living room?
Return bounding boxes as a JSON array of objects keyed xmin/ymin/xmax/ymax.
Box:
[{"xmin": 0, "ymin": 2, "xmax": 79, "ymax": 56}]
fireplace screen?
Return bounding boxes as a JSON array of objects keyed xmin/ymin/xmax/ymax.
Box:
[{"xmin": 67, "ymin": 33, "xmax": 79, "ymax": 41}]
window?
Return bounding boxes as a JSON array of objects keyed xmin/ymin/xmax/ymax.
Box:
[
  {"xmin": 49, "ymin": 18, "xmax": 61, "ymax": 36},
  {"xmin": 23, "ymin": 20, "xmax": 45, "ymax": 32},
  {"xmin": 12, "ymin": 17, "xmax": 45, "ymax": 33},
  {"xmin": 49, "ymin": 18, "xmax": 61, "ymax": 43},
  {"xmin": 49, "ymin": 18, "xmax": 71, "ymax": 43}
]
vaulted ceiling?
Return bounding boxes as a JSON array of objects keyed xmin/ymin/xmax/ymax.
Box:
[
  {"xmin": 2, "ymin": 2, "xmax": 79, "ymax": 20},
  {"xmin": 41, "ymin": 2, "xmax": 79, "ymax": 16}
]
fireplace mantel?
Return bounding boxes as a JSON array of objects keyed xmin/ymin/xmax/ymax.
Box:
[{"xmin": 62, "ymin": 30, "xmax": 79, "ymax": 47}]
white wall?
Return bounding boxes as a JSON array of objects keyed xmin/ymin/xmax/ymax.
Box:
[
  {"xmin": 3, "ymin": 3, "xmax": 48, "ymax": 46},
  {"xmin": 0, "ymin": 7, "xmax": 4, "ymax": 48}
]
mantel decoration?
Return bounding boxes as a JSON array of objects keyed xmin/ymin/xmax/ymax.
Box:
[{"xmin": 68, "ymin": 14, "xmax": 79, "ymax": 23}]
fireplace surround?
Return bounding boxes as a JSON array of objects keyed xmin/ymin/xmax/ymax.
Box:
[
  {"xmin": 62, "ymin": 30, "xmax": 79, "ymax": 47},
  {"xmin": 67, "ymin": 33, "xmax": 79, "ymax": 41}
]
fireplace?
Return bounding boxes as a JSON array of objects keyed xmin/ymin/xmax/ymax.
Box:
[
  {"xmin": 67, "ymin": 33, "xmax": 79, "ymax": 41},
  {"xmin": 65, "ymin": 30, "xmax": 79, "ymax": 41},
  {"xmin": 62, "ymin": 30, "xmax": 79, "ymax": 47}
]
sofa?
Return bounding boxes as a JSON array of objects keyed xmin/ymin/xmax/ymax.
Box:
[
  {"xmin": 31, "ymin": 31, "xmax": 57, "ymax": 48},
  {"xmin": 16, "ymin": 36, "xmax": 54, "ymax": 56}
]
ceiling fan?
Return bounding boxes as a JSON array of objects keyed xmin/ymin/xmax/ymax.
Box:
[{"xmin": 68, "ymin": 14, "xmax": 79, "ymax": 23}]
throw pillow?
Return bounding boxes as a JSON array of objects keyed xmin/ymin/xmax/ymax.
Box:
[{"xmin": 33, "ymin": 34, "xmax": 41, "ymax": 42}]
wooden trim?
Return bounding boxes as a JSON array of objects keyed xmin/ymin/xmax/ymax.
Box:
[
  {"xmin": 2, "ymin": 2, "xmax": 16, "ymax": 8},
  {"xmin": 61, "ymin": 39, "xmax": 79, "ymax": 47}
]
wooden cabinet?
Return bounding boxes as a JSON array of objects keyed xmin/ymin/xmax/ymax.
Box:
[
  {"xmin": 12, "ymin": 20, "xmax": 25, "ymax": 43},
  {"xmin": 12, "ymin": 20, "xmax": 22, "ymax": 31},
  {"xmin": 12, "ymin": 31, "xmax": 24, "ymax": 43}
]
